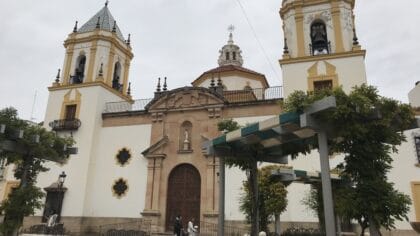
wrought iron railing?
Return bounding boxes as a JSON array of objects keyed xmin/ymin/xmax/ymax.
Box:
[
  {"xmin": 309, "ymin": 41, "xmax": 331, "ymax": 56},
  {"xmin": 199, "ymin": 221, "xmax": 249, "ymax": 236},
  {"xmin": 223, "ymin": 86, "xmax": 283, "ymax": 103},
  {"xmin": 104, "ymin": 86, "xmax": 283, "ymax": 114},
  {"xmin": 104, "ymin": 98, "xmax": 153, "ymax": 113},
  {"xmin": 98, "ymin": 219, "xmax": 152, "ymax": 236},
  {"xmin": 49, "ymin": 119, "xmax": 81, "ymax": 131}
]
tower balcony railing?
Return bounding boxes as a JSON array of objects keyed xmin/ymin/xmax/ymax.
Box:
[
  {"xmin": 49, "ymin": 119, "xmax": 81, "ymax": 131},
  {"xmin": 222, "ymin": 86, "xmax": 283, "ymax": 103},
  {"xmin": 309, "ymin": 41, "xmax": 331, "ymax": 56},
  {"xmin": 103, "ymin": 86, "xmax": 283, "ymax": 114}
]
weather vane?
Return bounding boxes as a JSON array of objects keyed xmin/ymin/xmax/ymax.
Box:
[{"xmin": 228, "ymin": 25, "xmax": 235, "ymax": 34}]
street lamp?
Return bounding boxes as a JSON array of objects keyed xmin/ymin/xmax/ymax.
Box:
[
  {"xmin": 58, "ymin": 171, "xmax": 66, "ymax": 188},
  {"xmin": 57, "ymin": 171, "xmax": 66, "ymax": 223}
]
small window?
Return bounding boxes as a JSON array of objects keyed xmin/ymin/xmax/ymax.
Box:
[
  {"xmin": 314, "ymin": 80, "xmax": 332, "ymax": 91},
  {"xmin": 65, "ymin": 105, "xmax": 77, "ymax": 120},
  {"xmin": 415, "ymin": 137, "xmax": 420, "ymax": 163},
  {"xmin": 112, "ymin": 178, "xmax": 128, "ymax": 198},
  {"xmin": 226, "ymin": 52, "xmax": 230, "ymax": 60},
  {"xmin": 233, "ymin": 52, "xmax": 236, "ymax": 60},
  {"xmin": 116, "ymin": 148, "xmax": 131, "ymax": 166}
]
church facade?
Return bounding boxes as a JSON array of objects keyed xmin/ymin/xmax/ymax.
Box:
[{"xmin": 0, "ymin": 0, "xmax": 419, "ymax": 235}]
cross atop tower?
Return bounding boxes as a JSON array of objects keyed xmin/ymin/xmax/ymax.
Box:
[
  {"xmin": 228, "ymin": 25, "xmax": 235, "ymax": 33},
  {"xmin": 218, "ymin": 25, "xmax": 243, "ymax": 67},
  {"xmin": 228, "ymin": 25, "xmax": 235, "ymax": 44},
  {"xmin": 105, "ymin": 0, "xmax": 109, "ymax": 6}
]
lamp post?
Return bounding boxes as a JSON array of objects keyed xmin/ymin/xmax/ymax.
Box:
[{"xmin": 57, "ymin": 171, "xmax": 66, "ymax": 222}]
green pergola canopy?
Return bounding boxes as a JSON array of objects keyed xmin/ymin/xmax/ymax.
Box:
[{"xmin": 203, "ymin": 96, "xmax": 337, "ymax": 163}]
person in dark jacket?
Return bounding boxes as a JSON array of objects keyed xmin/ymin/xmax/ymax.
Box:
[{"xmin": 174, "ymin": 215, "xmax": 182, "ymax": 236}]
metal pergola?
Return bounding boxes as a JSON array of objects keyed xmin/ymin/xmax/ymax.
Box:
[{"xmin": 203, "ymin": 96, "xmax": 338, "ymax": 236}]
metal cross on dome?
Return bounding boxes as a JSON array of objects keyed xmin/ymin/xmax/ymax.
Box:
[{"xmin": 228, "ymin": 24, "xmax": 235, "ymax": 33}]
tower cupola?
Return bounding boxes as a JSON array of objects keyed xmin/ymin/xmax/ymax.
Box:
[
  {"xmin": 217, "ymin": 25, "xmax": 243, "ymax": 67},
  {"xmin": 77, "ymin": 3, "xmax": 125, "ymax": 42},
  {"xmin": 279, "ymin": 0, "xmax": 367, "ymax": 98},
  {"xmin": 55, "ymin": 2, "xmax": 133, "ymax": 99}
]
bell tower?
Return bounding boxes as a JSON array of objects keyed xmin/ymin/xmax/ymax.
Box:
[
  {"xmin": 55, "ymin": 2, "xmax": 133, "ymax": 96},
  {"xmin": 280, "ymin": 0, "xmax": 367, "ymax": 97}
]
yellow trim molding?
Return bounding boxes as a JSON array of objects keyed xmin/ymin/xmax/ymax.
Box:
[
  {"xmin": 295, "ymin": 6, "xmax": 305, "ymax": 57},
  {"xmin": 85, "ymin": 40, "xmax": 98, "ymax": 83},
  {"xmin": 331, "ymin": 1, "xmax": 344, "ymax": 53},
  {"xmin": 280, "ymin": 50, "xmax": 366, "ymax": 65},
  {"xmin": 60, "ymin": 89, "xmax": 82, "ymax": 119},
  {"xmin": 3, "ymin": 181, "xmax": 20, "ymax": 201},
  {"xmin": 122, "ymin": 60, "xmax": 131, "ymax": 95},
  {"xmin": 307, "ymin": 61, "xmax": 339, "ymax": 92},
  {"xmin": 411, "ymin": 181, "xmax": 420, "ymax": 221},
  {"xmin": 49, "ymin": 81, "xmax": 133, "ymax": 103},
  {"xmin": 280, "ymin": 0, "xmax": 355, "ymax": 18},
  {"xmin": 106, "ymin": 44, "xmax": 116, "ymax": 86},
  {"xmin": 64, "ymin": 34, "xmax": 133, "ymax": 60},
  {"xmin": 62, "ymin": 44, "xmax": 75, "ymax": 86}
]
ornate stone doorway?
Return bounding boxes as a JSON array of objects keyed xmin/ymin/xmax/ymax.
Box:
[{"xmin": 165, "ymin": 164, "xmax": 201, "ymax": 232}]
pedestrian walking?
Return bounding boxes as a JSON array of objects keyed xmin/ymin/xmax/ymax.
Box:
[
  {"xmin": 187, "ymin": 218, "xmax": 197, "ymax": 236},
  {"xmin": 174, "ymin": 215, "xmax": 182, "ymax": 236}
]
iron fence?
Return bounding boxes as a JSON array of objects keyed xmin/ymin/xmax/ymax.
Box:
[
  {"xmin": 98, "ymin": 219, "xmax": 152, "ymax": 236},
  {"xmin": 198, "ymin": 221, "xmax": 249, "ymax": 236},
  {"xmin": 103, "ymin": 86, "xmax": 283, "ymax": 114},
  {"xmin": 223, "ymin": 86, "xmax": 282, "ymax": 103},
  {"xmin": 49, "ymin": 118, "xmax": 81, "ymax": 131},
  {"xmin": 104, "ymin": 98, "xmax": 153, "ymax": 113}
]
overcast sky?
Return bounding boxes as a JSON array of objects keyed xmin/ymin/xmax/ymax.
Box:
[{"xmin": 0, "ymin": 0, "xmax": 419, "ymax": 122}]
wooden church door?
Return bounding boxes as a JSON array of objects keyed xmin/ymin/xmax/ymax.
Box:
[{"xmin": 166, "ymin": 164, "xmax": 201, "ymax": 232}]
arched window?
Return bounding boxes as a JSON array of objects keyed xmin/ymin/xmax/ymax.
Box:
[
  {"xmin": 71, "ymin": 55, "xmax": 86, "ymax": 84},
  {"xmin": 112, "ymin": 62, "xmax": 122, "ymax": 91},
  {"xmin": 310, "ymin": 20, "xmax": 329, "ymax": 55},
  {"xmin": 232, "ymin": 52, "xmax": 236, "ymax": 60},
  {"xmin": 179, "ymin": 121, "xmax": 192, "ymax": 152},
  {"xmin": 225, "ymin": 52, "xmax": 230, "ymax": 60}
]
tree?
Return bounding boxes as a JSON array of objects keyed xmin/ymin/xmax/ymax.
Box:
[
  {"xmin": 285, "ymin": 85, "xmax": 414, "ymax": 236},
  {"xmin": 302, "ymin": 179, "xmax": 351, "ymax": 232},
  {"xmin": 218, "ymin": 119, "xmax": 261, "ymax": 235},
  {"xmin": 240, "ymin": 165, "xmax": 288, "ymax": 234},
  {"xmin": 0, "ymin": 107, "xmax": 74, "ymax": 235}
]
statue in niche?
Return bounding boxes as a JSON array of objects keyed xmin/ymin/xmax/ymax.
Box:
[{"xmin": 183, "ymin": 129, "xmax": 190, "ymax": 150}]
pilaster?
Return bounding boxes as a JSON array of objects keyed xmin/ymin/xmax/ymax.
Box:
[{"xmin": 331, "ymin": 1, "xmax": 344, "ymax": 53}]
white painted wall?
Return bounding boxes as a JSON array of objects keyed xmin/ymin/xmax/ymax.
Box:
[
  {"xmin": 82, "ymin": 123, "xmax": 151, "ymax": 217},
  {"xmin": 409, "ymin": 83, "xmax": 420, "ymax": 107},
  {"xmin": 282, "ymin": 55, "xmax": 367, "ymax": 98},
  {"xmin": 197, "ymin": 75, "xmax": 265, "ymax": 91},
  {"xmin": 388, "ymin": 128, "xmax": 420, "ymax": 229},
  {"xmin": 34, "ymin": 85, "xmax": 128, "ymax": 217}
]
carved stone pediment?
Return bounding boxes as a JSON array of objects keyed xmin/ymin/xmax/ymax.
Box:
[
  {"xmin": 146, "ymin": 87, "xmax": 225, "ymax": 112},
  {"xmin": 142, "ymin": 136, "xmax": 169, "ymax": 158}
]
